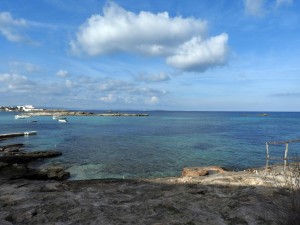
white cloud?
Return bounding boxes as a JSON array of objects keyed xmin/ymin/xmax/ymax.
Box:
[
  {"xmin": 0, "ymin": 12, "xmax": 27, "ymax": 42},
  {"xmin": 244, "ymin": 0, "xmax": 265, "ymax": 16},
  {"xmin": 0, "ymin": 73, "xmax": 35, "ymax": 93},
  {"xmin": 71, "ymin": 3, "xmax": 229, "ymax": 72},
  {"xmin": 137, "ymin": 72, "xmax": 170, "ymax": 82},
  {"xmin": 71, "ymin": 2, "xmax": 206, "ymax": 56},
  {"xmin": 95, "ymin": 77, "xmax": 167, "ymax": 104},
  {"xmin": 130, "ymin": 87, "xmax": 167, "ymax": 96},
  {"xmin": 56, "ymin": 70, "xmax": 69, "ymax": 77},
  {"xmin": 0, "ymin": 72, "xmax": 71, "ymax": 96},
  {"xmin": 98, "ymin": 79, "xmax": 133, "ymax": 92},
  {"xmin": 167, "ymin": 34, "xmax": 228, "ymax": 71},
  {"xmin": 0, "ymin": 73, "xmax": 29, "ymax": 84},
  {"xmin": 99, "ymin": 94, "xmax": 117, "ymax": 103},
  {"xmin": 0, "ymin": 71, "xmax": 167, "ymax": 107},
  {"xmin": 149, "ymin": 96, "xmax": 159, "ymax": 104}
]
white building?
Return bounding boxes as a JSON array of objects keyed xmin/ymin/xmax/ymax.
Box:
[{"xmin": 17, "ymin": 105, "xmax": 37, "ymax": 111}]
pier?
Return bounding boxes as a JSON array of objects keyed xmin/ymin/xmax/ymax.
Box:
[{"xmin": 0, "ymin": 131, "xmax": 37, "ymax": 139}]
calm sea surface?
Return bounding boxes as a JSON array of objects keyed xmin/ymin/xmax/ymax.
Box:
[{"xmin": 1, "ymin": 111, "xmax": 300, "ymax": 180}]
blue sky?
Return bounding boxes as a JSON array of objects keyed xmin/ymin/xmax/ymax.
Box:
[{"xmin": 0, "ymin": 0, "xmax": 299, "ymax": 111}]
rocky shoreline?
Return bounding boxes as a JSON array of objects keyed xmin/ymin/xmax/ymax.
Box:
[
  {"xmin": 1, "ymin": 167, "xmax": 293, "ymax": 225},
  {"xmin": 0, "ymin": 143, "xmax": 70, "ymax": 181},
  {"xmin": 0, "ymin": 143, "xmax": 298, "ymax": 224}
]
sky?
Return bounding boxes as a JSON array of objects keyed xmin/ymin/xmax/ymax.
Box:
[{"xmin": 0, "ymin": 0, "xmax": 300, "ymax": 111}]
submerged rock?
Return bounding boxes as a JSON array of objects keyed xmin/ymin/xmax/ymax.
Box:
[{"xmin": 41, "ymin": 166, "xmax": 70, "ymax": 180}]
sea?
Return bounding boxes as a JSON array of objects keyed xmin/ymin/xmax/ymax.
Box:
[{"xmin": 1, "ymin": 111, "xmax": 300, "ymax": 180}]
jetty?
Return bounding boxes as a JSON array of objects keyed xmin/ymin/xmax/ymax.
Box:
[{"xmin": 0, "ymin": 131, "xmax": 37, "ymax": 139}]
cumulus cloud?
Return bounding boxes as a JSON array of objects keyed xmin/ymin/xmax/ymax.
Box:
[
  {"xmin": 71, "ymin": 3, "xmax": 229, "ymax": 72},
  {"xmin": 167, "ymin": 34, "xmax": 228, "ymax": 71},
  {"xmin": 71, "ymin": 2, "xmax": 206, "ymax": 56},
  {"xmin": 56, "ymin": 70, "xmax": 69, "ymax": 78},
  {"xmin": 0, "ymin": 12, "xmax": 28, "ymax": 42}
]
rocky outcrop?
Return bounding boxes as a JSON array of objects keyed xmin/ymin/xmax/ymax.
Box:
[
  {"xmin": 182, "ymin": 166, "xmax": 227, "ymax": 177},
  {"xmin": 0, "ymin": 143, "xmax": 24, "ymax": 152},
  {"xmin": 182, "ymin": 167, "xmax": 209, "ymax": 177},
  {"xmin": 0, "ymin": 165, "xmax": 70, "ymax": 181},
  {"xmin": 0, "ymin": 143, "xmax": 68, "ymax": 181},
  {"xmin": 0, "ymin": 151, "xmax": 62, "ymax": 164}
]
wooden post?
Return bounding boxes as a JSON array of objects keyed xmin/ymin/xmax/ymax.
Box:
[
  {"xmin": 266, "ymin": 142, "xmax": 269, "ymax": 170},
  {"xmin": 284, "ymin": 143, "xmax": 289, "ymax": 171}
]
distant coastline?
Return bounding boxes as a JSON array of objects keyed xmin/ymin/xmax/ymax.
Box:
[
  {"xmin": 0, "ymin": 105, "xmax": 149, "ymax": 116},
  {"xmin": 25, "ymin": 110, "xmax": 149, "ymax": 117}
]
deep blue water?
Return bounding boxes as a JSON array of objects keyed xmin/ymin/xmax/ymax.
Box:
[{"xmin": 1, "ymin": 111, "xmax": 300, "ymax": 180}]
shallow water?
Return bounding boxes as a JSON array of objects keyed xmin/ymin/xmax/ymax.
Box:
[{"xmin": 1, "ymin": 111, "xmax": 300, "ymax": 180}]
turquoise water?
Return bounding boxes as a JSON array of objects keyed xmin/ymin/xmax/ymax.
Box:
[{"xmin": 1, "ymin": 111, "xmax": 300, "ymax": 180}]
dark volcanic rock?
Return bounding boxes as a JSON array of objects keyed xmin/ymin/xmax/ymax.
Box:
[
  {"xmin": 0, "ymin": 143, "xmax": 24, "ymax": 152},
  {"xmin": 0, "ymin": 143, "xmax": 67, "ymax": 181},
  {"xmin": 0, "ymin": 151, "xmax": 62, "ymax": 164},
  {"xmin": 0, "ymin": 171, "xmax": 284, "ymax": 225},
  {"xmin": 0, "ymin": 165, "xmax": 70, "ymax": 181}
]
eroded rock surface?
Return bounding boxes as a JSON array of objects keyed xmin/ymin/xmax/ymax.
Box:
[{"xmin": 0, "ymin": 171, "xmax": 286, "ymax": 225}]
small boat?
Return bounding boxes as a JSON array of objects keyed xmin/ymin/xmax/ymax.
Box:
[
  {"xmin": 58, "ymin": 118, "xmax": 68, "ymax": 123},
  {"xmin": 15, "ymin": 114, "xmax": 30, "ymax": 119}
]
